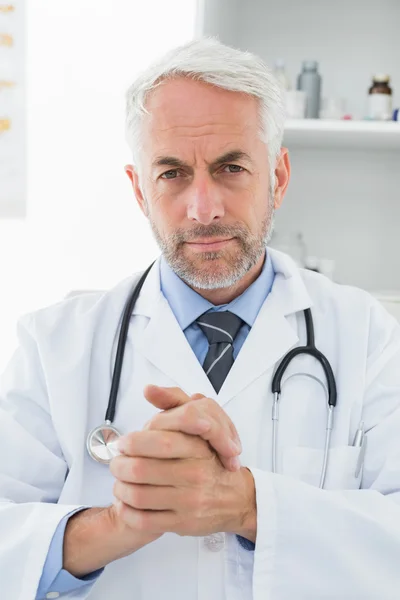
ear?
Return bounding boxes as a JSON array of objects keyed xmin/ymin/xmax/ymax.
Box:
[
  {"xmin": 124, "ymin": 164, "xmax": 148, "ymax": 217},
  {"xmin": 273, "ymin": 148, "xmax": 291, "ymax": 210}
]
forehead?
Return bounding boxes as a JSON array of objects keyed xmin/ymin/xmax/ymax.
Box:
[{"xmin": 142, "ymin": 77, "xmax": 260, "ymax": 146}]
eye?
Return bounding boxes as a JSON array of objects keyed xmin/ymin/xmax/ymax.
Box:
[
  {"xmin": 222, "ymin": 164, "xmax": 244, "ymax": 174},
  {"xmin": 160, "ymin": 169, "xmax": 180, "ymax": 179}
]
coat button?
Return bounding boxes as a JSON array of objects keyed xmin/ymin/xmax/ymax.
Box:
[
  {"xmin": 204, "ymin": 532, "xmax": 225, "ymax": 552},
  {"xmin": 46, "ymin": 593, "xmax": 60, "ymax": 599}
]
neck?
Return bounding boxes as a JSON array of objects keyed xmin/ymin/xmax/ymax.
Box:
[{"xmin": 191, "ymin": 252, "xmax": 266, "ymax": 305}]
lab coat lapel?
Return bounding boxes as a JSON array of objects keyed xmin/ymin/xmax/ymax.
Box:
[
  {"xmin": 139, "ymin": 295, "xmax": 216, "ymax": 397},
  {"xmin": 132, "ymin": 259, "xmax": 216, "ymax": 398},
  {"xmin": 217, "ymin": 249, "xmax": 313, "ymax": 406},
  {"xmin": 216, "ymin": 292, "xmax": 297, "ymax": 405},
  {"xmin": 132, "ymin": 250, "xmax": 313, "ymax": 406}
]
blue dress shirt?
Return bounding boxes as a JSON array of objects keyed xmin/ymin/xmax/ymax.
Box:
[
  {"xmin": 36, "ymin": 250, "xmax": 275, "ymax": 598},
  {"xmin": 36, "ymin": 509, "xmax": 103, "ymax": 598}
]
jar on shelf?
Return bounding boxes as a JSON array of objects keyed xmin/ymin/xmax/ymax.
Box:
[{"xmin": 368, "ymin": 75, "xmax": 393, "ymax": 121}]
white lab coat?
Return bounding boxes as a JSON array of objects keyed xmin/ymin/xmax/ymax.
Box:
[{"xmin": 1, "ymin": 248, "xmax": 400, "ymax": 600}]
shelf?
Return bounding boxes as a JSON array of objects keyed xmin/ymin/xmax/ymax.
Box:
[{"xmin": 283, "ymin": 119, "xmax": 400, "ymax": 150}]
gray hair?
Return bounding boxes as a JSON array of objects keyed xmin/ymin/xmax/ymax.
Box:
[{"xmin": 125, "ymin": 37, "xmax": 285, "ymax": 179}]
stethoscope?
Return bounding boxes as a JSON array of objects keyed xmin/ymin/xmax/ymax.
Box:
[{"xmin": 86, "ymin": 261, "xmax": 337, "ymax": 489}]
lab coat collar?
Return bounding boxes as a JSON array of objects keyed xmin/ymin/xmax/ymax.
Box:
[
  {"xmin": 267, "ymin": 247, "xmax": 313, "ymax": 316},
  {"xmin": 129, "ymin": 256, "xmax": 215, "ymax": 398},
  {"xmin": 130, "ymin": 249, "xmax": 313, "ymax": 406},
  {"xmin": 131, "ymin": 249, "xmax": 312, "ymax": 318},
  {"xmin": 218, "ymin": 249, "xmax": 313, "ymax": 403}
]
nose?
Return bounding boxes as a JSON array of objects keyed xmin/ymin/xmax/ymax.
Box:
[{"xmin": 186, "ymin": 175, "xmax": 225, "ymax": 225}]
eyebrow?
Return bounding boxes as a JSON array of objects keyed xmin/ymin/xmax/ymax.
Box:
[{"xmin": 152, "ymin": 150, "xmax": 253, "ymax": 170}]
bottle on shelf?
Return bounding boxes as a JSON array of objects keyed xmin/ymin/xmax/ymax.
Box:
[
  {"xmin": 297, "ymin": 60, "xmax": 322, "ymax": 119},
  {"xmin": 273, "ymin": 59, "xmax": 291, "ymax": 91},
  {"xmin": 368, "ymin": 75, "xmax": 393, "ymax": 121}
]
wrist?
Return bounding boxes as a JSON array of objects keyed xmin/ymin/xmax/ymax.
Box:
[
  {"xmin": 107, "ymin": 503, "xmax": 162, "ymax": 550},
  {"xmin": 63, "ymin": 505, "xmax": 156, "ymax": 579},
  {"xmin": 63, "ymin": 507, "xmax": 114, "ymax": 577},
  {"xmin": 234, "ymin": 467, "xmax": 257, "ymax": 543}
]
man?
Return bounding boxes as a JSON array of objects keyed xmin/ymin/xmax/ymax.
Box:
[{"xmin": 1, "ymin": 37, "xmax": 400, "ymax": 600}]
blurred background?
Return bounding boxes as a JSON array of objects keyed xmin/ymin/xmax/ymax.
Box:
[{"xmin": 1, "ymin": 0, "xmax": 400, "ymax": 371}]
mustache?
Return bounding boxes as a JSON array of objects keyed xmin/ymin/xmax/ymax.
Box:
[{"xmin": 170, "ymin": 223, "xmax": 249, "ymax": 243}]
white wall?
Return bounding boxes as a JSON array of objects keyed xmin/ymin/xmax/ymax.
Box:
[
  {"xmin": 197, "ymin": 0, "xmax": 239, "ymax": 45},
  {"xmin": 200, "ymin": 0, "xmax": 400, "ymax": 291},
  {"xmin": 234, "ymin": 0, "xmax": 400, "ymax": 118},
  {"xmin": 0, "ymin": 0, "xmax": 197, "ymax": 371},
  {"xmin": 274, "ymin": 147, "xmax": 400, "ymax": 290}
]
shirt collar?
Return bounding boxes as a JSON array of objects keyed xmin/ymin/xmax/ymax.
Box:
[{"xmin": 160, "ymin": 249, "xmax": 275, "ymax": 331}]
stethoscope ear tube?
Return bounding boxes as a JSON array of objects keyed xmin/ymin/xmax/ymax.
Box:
[
  {"xmin": 105, "ymin": 261, "xmax": 156, "ymax": 423},
  {"xmin": 271, "ymin": 346, "xmax": 337, "ymax": 407}
]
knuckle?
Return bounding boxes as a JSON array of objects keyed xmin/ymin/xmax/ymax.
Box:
[
  {"xmin": 182, "ymin": 403, "xmax": 197, "ymax": 421},
  {"xmin": 201, "ymin": 397, "xmax": 216, "ymax": 412},
  {"xmin": 129, "ymin": 485, "xmax": 146, "ymax": 509},
  {"xmin": 158, "ymin": 433, "xmax": 173, "ymax": 455},
  {"xmin": 191, "ymin": 464, "xmax": 210, "ymax": 486},
  {"xmin": 191, "ymin": 392, "xmax": 206, "ymax": 401},
  {"xmin": 135, "ymin": 510, "xmax": 150, "ymax": 531},
  {"xmin": 114, "ymin": 498, "xmax": 125, "ymax": 519},
  {"xmin": 109, "ymin": 456, "xmax": 120, "ymax": 477},
  {"xmin": 181, "ymin": 402, "xmax": 193, "ymax": 419},
  {"xmin": 130, "ymin": 457, "xmax": 145, "ymax": 481},
  {"xmin": 112, "ymin": 480, "xmax": 120, "ymax": 497},
  {"xmin": 146, "ymin": 414, "xmax": 160, "ymax": 430},
  {"xmin": 196, "ymin": 437, "xmax": 213, "ymax": 456},
  {"xmin": 121, "ymin": 431, "xmax": 138, "ymax": 454}
]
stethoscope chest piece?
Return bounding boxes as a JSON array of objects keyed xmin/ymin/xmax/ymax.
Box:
[{"xmin": 86, "ymin": 421, "xmax": 122, "ymax": 464}]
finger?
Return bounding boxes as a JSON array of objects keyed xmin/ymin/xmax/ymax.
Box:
[
  {"xmin": 190, "ymin": 393, "xmax": 206, "ymax": 401},
  {"xmin": 223, "ymin": 456, "xmax": 242, "ymax": 471},
  {"xmin": 144, "ymin": 387, "xmax": 242, "ymax": 471},
  {"xmin": 147, "ymin": 401, "xmax": 241, "ymax": 461},
  {"xmin": 115, "ymin": 429, "xmax": 211, "ymax": 460},
  {"xmin": 112, "ymin": 500, "xmax": 178, "ymax": 534},
  {"xmin": 147, "ymin": 405, "xmax": 213, "ymax": 437},
  {"xmin": 200, "ymin": 398, "xmax": 241, "ymax": 451},
  {"xmin": 110, "ymin": 455, "xmax": 215, "ymax": 486},
  {"xmin": 114, "ymin": 480, "xmax": 183, "ymax": 511},
  {"xmin": 197, "ymin": 397, "xmax": 242, "ymax": 456},
  {"xmin": 144, "ymin": 386, "xmax": 241, "ymax": 454},
  {"xmin": 144, "ymin": 411, "xmax": 211, "ymax": 436},
  {"xmin": 144, "ymin": 385, "xmax": 192, "ymax": 411}
]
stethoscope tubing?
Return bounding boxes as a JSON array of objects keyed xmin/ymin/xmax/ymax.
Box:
[
  {"xmin": 87, "ymin": 266, "xmax": 337, "ymax": 487},
  {"xmin": 105, "ymin": 261, "xmax": 155, "ymax": 423},
  {"xmin": 271, "ymin": 308, "xmax": 336, "ymax": 488}
]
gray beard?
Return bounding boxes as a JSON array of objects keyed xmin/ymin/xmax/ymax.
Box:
[{"xmin": 149, "ymin": 210, "xmax": 275, "ymax": 290}]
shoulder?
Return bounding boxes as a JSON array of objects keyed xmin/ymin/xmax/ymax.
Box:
[
  {"xmin": 300, "ymin": 268, "xmax": 400, "ymax": 353},
  {"xmin": 300, "ymin": 267, "xmax": 373, "ymax": 312},
  {"xmin": 19, "ymin": 271, "xmax": 145, "ymax": 344}
]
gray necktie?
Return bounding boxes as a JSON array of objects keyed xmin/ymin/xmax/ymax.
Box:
[{"xmin": 196, "ymin": 311, "xmax": 244, "ymax": 393}]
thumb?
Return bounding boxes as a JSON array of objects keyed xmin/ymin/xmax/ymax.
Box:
[
  {"xmin": 143, "ymin": 385, "xmax": 195, "ymax": 410},
  {"xmin": 190, "ymin": 392, "xmax": 207, "ymax": 401}
]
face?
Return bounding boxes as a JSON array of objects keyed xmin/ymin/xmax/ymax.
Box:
[{"xmin": 125, "ymin": 77, "xmax": 290, "ymax": 290}]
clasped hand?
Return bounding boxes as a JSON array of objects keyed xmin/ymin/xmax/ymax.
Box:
[{"xmin": 109, "ymin": 385, "xmax": 256, "ymax": 539}]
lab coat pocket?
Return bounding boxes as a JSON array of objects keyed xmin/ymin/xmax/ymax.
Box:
[{"xmin": 282, "ymin": 445, "xmax": 362, "ymax": 490}]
